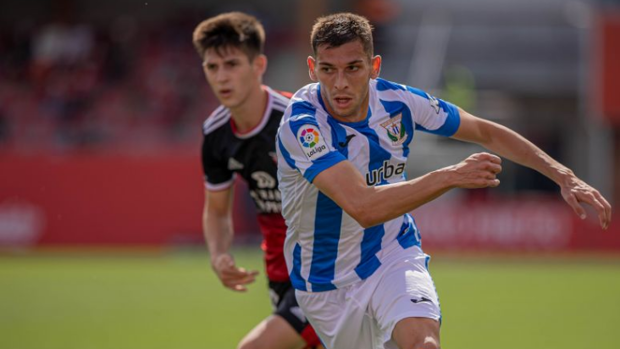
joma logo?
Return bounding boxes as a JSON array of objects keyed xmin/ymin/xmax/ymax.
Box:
[{"xmin": 366, "ymin": 161, "xmax": 406, "ymax": 186}]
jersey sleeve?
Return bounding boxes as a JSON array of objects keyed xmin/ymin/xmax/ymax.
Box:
[
  {"xmin": 404, "ymin": 86, "xmax": 461, "ymax": 137},
  {"xmin": 201, "ymin": 135, "xmax": 235, "ymax": 191},
  {"xmin": 277, "ymin": 114, "xmax": 346, "ymax": 183}
]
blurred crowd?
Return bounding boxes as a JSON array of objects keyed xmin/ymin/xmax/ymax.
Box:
[
  {"xmin": 0, "ymin": 0, "xmax": 398, "ymax": 153},
  {"xmin": 0, "ymin": 13, "xmax": 217, "ymax": 152}
]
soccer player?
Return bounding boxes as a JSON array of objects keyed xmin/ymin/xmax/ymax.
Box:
[
  {"xmin": 276, "ymin": 12, "xmax": 612, "ymax": 349},
  {"xmin": 193, "ymin": 12, "xmax": 322, "ymax": 349}
]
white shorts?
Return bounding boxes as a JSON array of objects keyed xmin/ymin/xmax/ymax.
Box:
[{"xmin": 295, "ymin": 246, "xmax": 440, "ymax": 349}]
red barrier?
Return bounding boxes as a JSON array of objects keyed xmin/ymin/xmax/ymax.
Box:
[
  {"xmin": 0, "ymin": 151, "xmax": 617, "ymax": 251},
  {"xmin": 595, "ymin": 11, "xmax": 620, "ymax": 124},
  {"xmin": 0, "ymin": 150, "xmax": 259, "ymax": 247},
  {"xmin": 414, "ymin": 198, "xmax": 620, "ymax": 252}
]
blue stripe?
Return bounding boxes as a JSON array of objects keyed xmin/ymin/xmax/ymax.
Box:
[
  {"xmin": 292, "ymin": 100, "xmax": 317, "ymax": 118},
  {"xmin": 376, "ymin": 78, "xmax": 405, "ymax": 91},
  {"xmin": 308, "ymin": 191, "xmax": 341, "ymax": 292},
  {"xmin": 327, "ymin": 116, "xmax": 351, "ymax": 157},
  {"xmin": 344, "ymin": 116, "xmax": 391, "ymax": 279},
  {"xmin": 355, "ymin": 224, "xmax": 384, "ymax": 280},
  {"xmin": 379, "ymin": 99, "xmax": 414, "ymax": 158},
  {"xmin": 290, "ymin": 243, "xmax": 307, "ymax": 291},
  {"xmin": 396, "ymin": 214, "xmax": 421, "ymax": 249},
  {"xmin": 405, "ymin": 85, "xmax": 429, "ymax": 99},
  {"xmin": 289, "ymin": 116, "xmax": 319, "ymax": 136},
  {"xmin": 277, "ymin": 135, "xmax": 297, "ymax": 170},
  {"xmin": 303, "ymin": 151, "xmax": 346, "ymax": 183},
  {"xmin": 354, "ymin": 122, "xmax": 392, "ymax": 186},
  {"xmin": 288, "ymin": 101, "xmax": 319, "ymax": 140},
  {"xmin": 317, "ymin": 85, "xmax": 328, "ymax": 112}
]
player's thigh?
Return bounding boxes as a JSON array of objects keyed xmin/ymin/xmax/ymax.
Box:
[
  {"xmin": 237, "ymin": 314, "xmax": 306, "ymax": 349},
  {"xmin": 391, "ymin": 317, "xmax": 440, "ymax": 349},
  {"xmin": 371, "ymin": 249, "xmax": 441, "ymax": 348},
  {"xmin": 296, "ymin": 286, "xmax": 379, "ymax": 349}
]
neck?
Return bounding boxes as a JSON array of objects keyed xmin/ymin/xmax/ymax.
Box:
[{"xmin": 229, "ymin": 85, "xmax": 268, "ymax": 133}]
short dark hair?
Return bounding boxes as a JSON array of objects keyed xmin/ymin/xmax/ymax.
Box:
[
  {"xmin": 192, "ymin": 12, "xmax": 265, "ymax": 61},
  {"xmin": 310, "ymin": 13, "xmax": 374, "ymax": 58}
]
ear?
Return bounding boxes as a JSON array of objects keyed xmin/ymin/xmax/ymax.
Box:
[
  {"xmin": 307, "ymin": 56, "xmax": 318, "ymax": 82},
  {"xmin": 370, "ymin": 55, "xmax": 382, "ymax": 79},
  {"xmin": 253, "ymin": 54, "xmax": 268, "ymax": 76}
]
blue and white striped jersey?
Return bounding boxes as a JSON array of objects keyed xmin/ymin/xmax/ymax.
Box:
[{"xmin": 276, "ymin": 78, "xmax": 461, "ymax": 292}]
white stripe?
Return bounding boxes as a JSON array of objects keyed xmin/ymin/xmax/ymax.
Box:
[
  {"xmin": 299, "ymin": 185, "xmax": 319, "ymax": 292},
  {"xmin": 272, "ymin": 100, "xmax": 288, "ymax": 112},
  {"xmin": 269, "ymin": 87, "xmax": 291, "ymax": 106},
  {"xmin": 203, "ymin": 107, "xmax": 231, "ymax": 135},
  {"xmin": 204, "ymin": 175, "xmax": 236, "ymax": 191},
  {"xmin": 208, "ymin": 105, "xmax": 228, "ymax": 122},
  {"xmin": 333, "ymin": 211, "xmax": 363, "ymax": 288}
]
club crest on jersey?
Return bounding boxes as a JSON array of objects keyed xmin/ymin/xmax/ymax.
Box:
[
  {"xmin": 297, "ymin": 125, "xmax": 328, "ymax": 160},
  {"xmin": 381, "ymin": 114, "xmax": 407, "ymax": 145}
]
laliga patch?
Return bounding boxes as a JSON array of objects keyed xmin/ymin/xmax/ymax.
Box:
[{"xmin": 297, "ymin": 125, "xmax": 329, "ymax": 160}]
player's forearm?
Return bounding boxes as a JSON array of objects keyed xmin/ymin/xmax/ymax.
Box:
[
  {"xmin": 203, "ymin": 212, "xmax": 234, "ymax": 263},
  {"xmin": 315, "ymin": 155, "xmax": 499, "ymax": 228},
  {"xmin": 354, "ymin": 168, "xmax": 455, "ymax": 227},
  {"xmin": 476, "ymin": 121, "xmax": 573, "ymax": 186}
]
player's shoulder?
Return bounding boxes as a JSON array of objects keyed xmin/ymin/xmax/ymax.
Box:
[
  {"xmin": 266, "ymin": 86, "xmax": 292, "ymax": 114},
  {"xmin": 268, "ymin": 86, "xmax": 294, "ymax": 100},
  {"xmin": 202, "ymin": 105, "xmax": 231, "ymax": 136},
  {"xmin": 373, "ymin": 77, "xmax": 407, "ymax": 92},
  {"xmin": 282, "ymin": 83, "xmax": 324, "ymax": 123},
  {"xmin": 373, "ymin": 78, "xmax": 430, "ymax": 101}
]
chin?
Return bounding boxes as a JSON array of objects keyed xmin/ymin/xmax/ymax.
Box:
[
  {"xmin": 220, "ymin": 99, "xmax": 239, "ymax": 109},
  {"xmin": 335, "ymin": 108, "xmax": 357, "ymax": 119}
]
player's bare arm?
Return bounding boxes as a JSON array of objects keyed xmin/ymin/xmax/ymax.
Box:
[
  {"xmin": 312, "ymin": 152, "xmax": 502, "ymax": 228},
  {"xmin": 203, "ymin": 188, "xmax": 258, "ymax": 292},
  {"xmin": 452, "ymin": 108, "xmax": 612, "ymax": 229}
]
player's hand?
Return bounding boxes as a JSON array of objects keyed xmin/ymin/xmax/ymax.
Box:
[
  {"xmin": 559, "ymin": 175, "xmax": 612, "ymax": 230},
  {"xmin": 448, "ymin": 152, "xmax": 502, "ymax": 189},
  {"xmin": 211, "ymin": 253, "xmax": 259, "ymax": 292}
]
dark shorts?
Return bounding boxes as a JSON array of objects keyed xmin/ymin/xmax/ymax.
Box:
[{"xmin": 268, "ymin": 280, "xmax": 322, "ymax": 348}]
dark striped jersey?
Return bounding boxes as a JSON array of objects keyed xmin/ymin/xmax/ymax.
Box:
[{"xmin": 202, "ymin": 86, "xmax": 291, "ymax": 282}]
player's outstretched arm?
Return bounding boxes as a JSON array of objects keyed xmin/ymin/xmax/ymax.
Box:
[
  {"xmin": 203, "ymin": 188, "xmax": 258, "ymax": 292},
  {"xmin": 312, "ymin": 152, "xmax": 502, "ymax": 228},
  {"xmin": 452, "ymin": 108, "xmax": 612, "ymax": 229}
]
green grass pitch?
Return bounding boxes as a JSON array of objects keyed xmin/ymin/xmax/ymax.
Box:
[{"xmin": 1, "ymin": 248, "xmax": 619, "ymax": 349}]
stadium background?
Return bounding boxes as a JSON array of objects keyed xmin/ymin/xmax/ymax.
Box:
[{"xmin": 1, "ymin": 0, "xmax": 619, "ymax": 348}]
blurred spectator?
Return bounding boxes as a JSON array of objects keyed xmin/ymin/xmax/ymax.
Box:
[
  {"xmin": 354, "ymin": 0, "xmax": 399, "ymax": 53},
  {"xmin": 0, "ymin": 8, "xmax": 216, "ymax": 151}
]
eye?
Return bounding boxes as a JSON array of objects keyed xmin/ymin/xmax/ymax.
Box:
[
  {"xmin": 348, "ymin": 65, "xmax": 360, "ymax": 72},
  {"xmin": 225, "ymin": 61, "xmax": 239, "ymax": 68},
  {"xmin": 320, "ymin": 67, "xmax": 333, "ymax": 73},
  {"xmin": 204, "ymin": 63, "xmax": 217, "ymax": 71}
]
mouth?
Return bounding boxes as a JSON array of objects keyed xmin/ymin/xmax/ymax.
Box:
[
  {"xmin": 219, "ymin": 89, "xmax": 233, "ymax": 99},
  {"xmin": 333, "ymin": 96, "xmax": 352, "ymax": 108}
]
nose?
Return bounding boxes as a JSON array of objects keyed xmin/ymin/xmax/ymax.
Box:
[
  {"xmin": 215, "ymin": 69, "xmax": 229, "ymax": 84},
  {"xmin": 334, "ymin": 70, "xmax": 348, "ymax": 90}
]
